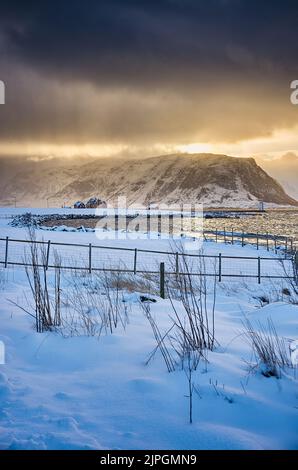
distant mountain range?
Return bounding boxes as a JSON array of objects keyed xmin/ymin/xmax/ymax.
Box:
[{"xmin": 0, "ymin": 153, "xmax": 297, "ymax": 208}]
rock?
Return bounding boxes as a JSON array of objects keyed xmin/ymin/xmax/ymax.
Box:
[{"xmin": 140, "ymin": 295, "xmax": 157, "ymax": 303}]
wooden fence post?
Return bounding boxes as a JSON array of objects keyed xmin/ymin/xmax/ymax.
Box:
[
  {"xmin": 4, "ymin": 236, "xmax": 9, "ymax": 268},
  {"xmin": 241, "ymin": 231, "xmax": 244, "ymax": 247},
  {"xmin": 231, "ymin": 228, "xmax": 234, "ymax": 245},
  {"xmin": 266, "ymin": 232, "xmax": 269, "ymax": 251},
  {"xmin": 256, "ymin": 233, "xmax": 259, "ymax": 250},
  {"xmin": 258, "ymin": 256, "xmax": 261, "ymax": 284},
  {"xmin": 46, "ymin": 240, "xmax": 51, "ymax": 270},
  {"xmin": 160, "ymin": 262, "xmax": 165, "ymax": 299},
  {"xmin": 133, "ymin": 248, "xmax": 138, "ymax": 274},
  {"xmin": 218, "ymin": 253, "xmax": 222, "ymax": 282},
  {"xmin": 89, "ymin": 243, "xmax": 92, "ymax": 273}
]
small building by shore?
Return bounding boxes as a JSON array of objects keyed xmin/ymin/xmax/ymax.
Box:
[
  {"xmin": 74, "ymin": 197, "xmax": 107, "ymax": 209},
  {"xmin": 74, "ymin": 201, "xmax": 86, "ymax": 209}
]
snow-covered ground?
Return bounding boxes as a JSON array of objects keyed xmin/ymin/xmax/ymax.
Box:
[{"xmin": 0, "ymin": 213, "xmax": 297, "ymax": 450}]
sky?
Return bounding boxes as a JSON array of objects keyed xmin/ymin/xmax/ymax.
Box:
[{"xmin": 0, "ymin": 0, "xmax": 298, "ymax": 159}]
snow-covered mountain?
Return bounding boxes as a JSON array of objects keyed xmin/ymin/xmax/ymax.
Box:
[
  {"xmin": 0, "ymin": 153, "xmax": 296, "ymax": 208},
  {"xmin": 0, "ymin": 156, "xmax": 88, "ymax": 207},
  {"xmin": 53, "ymin": 153, "xmax": 297, "ymax": 208}
]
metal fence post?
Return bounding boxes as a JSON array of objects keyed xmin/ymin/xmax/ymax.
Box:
[
  {"xmin": 169, "ymin": 213, "xmax": 174, "ymax": 238},
  {"xmin": 256, "ymin": 233, "xmax": 259, "ymax": 250},
  {"xmin": 180, "ymin": 209, "xmax": 184, "ymax": 236},
  {"xmin": 46, "ymin": 240, "xmax": 51, "ymax": 270},
  {"xmin": 175, "ymin": 252, "xmax": 179, "ymax": 274},
  {"xmin": 231, "ymin": 228, "xmax": 234, "ymax": 245},
  {"xmin": 266, "ymin": 232, "xmax": 269, "ymax": 251},
  {"xmin": 4, "ymin": 236, "xmax": 9, "ymax": 268},
  {"xmin": 191, "ymin": 204, "xmax": 195, "ymax": 233},
  {"xmin": 115, "ymin": 214, "xmax": 119, "ymax": 239},
  {"xmin": 158, "ymin": 213, "xmax": 162, "ymax": 235},
  {"xmin": 241, "ymin": 231, "xmax": 244, "ymax": 247},
  {"xmin": 133, "ymin": 248, "xmax": 138, "ymax": 274},
  {"xmin": 218, "ymin": 253, "xmax": 222, "ymax": 282},
  {"xmin": 160, "ymin": 262, "xmax": 165, "ymax": 299},
  {"xmin": 89, "ymin": 243, "xmax": 92, "ymax": 273},
  {"xmin": 274, "ymin": 236, "xmax": 277, "ymax": 254},
  {"xmin": 258, "ymin": 256, "xmax": 261, "ymax": 284},
  {"xmin": 224, "ymin": 228, "xmax": 226, "ymax": 244},
  {"xmin": 215, "ymin": 228, "xmax": 218, "ymax": 243},
  {"xmin": 125, "ymin": 214, "xmax": 129, "ymax": 232},
  {"xmin": 294, "ymin": 251, "xmax": 298, "ymax": 285}
]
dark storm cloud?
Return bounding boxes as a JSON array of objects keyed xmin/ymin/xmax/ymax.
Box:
[
  {"xmin": 1, "ymin": 0, "xmax": 298, "ymax": 86},
  {"xmin": 0, "ymin": 0, "xmax": 298, "ymax": 146}
]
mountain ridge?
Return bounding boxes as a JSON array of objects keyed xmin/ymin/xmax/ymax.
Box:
[
  {"xmin": 0, "ymin": 153, "xmax": 297, "ymax": 208},
  {"xmin": 54, "ymin": 153, "xmax": 297, "ymax": 207}
]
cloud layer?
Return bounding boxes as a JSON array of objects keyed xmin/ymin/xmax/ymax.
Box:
[{"xmin": 0, "ymin": 0, "xmax": 298, "ymax": 150}]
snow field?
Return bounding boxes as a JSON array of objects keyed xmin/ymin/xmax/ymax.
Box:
[{"xmin": 0, "ymin": 214, "xmax": 297, "ymax": 450}]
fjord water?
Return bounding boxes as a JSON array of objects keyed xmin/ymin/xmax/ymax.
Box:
[
  {"xmin": 203, "ymin": 209, "xmax": 298, "ymax": 238},
  {"xmin": 173, "ymin": 209, "xmax": 298, "ymax": 239}
]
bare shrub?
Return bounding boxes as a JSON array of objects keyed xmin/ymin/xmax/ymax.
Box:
[
  {"xmin": 140, "ymin": 301, "xmax": 175, "ymax": 372},
  {"xmin": 95, "ymin": 270, "xmax": 130, "ymax": 332},
  {"xmin": 62, "ymin": 269, "xmax": 129, "ymax": 337},
  {"xmin": 168, "ymin": 248, "xmax": 217, "ymax": 353},
  {"xmin": 140, "ymin": 247, "xmax": 217, "ymax": 373},
  {"xmin": 101, "ymin": 270, "xmax": 159, "ymax": 297},
  {"xmin": 183, "ymin": 347, "xmax": 201, "ymax": 424},
  {"xmin": 11, "ymin": 228, "xmax": 62, "ymax": 332},
  {"xmin": 278, "ymin": 256, "xmax": 298, "ymax": 304},
  {"xmin": 140, "ymin": 246, "xmax": 218, "ymax": 424},
  {"xmin": 243, "ymin": 317, "xmax": 293, "ymax": 378},
  {"xmin": 209, "ymin": 378, "xmax": 234, "ymax": 404}
]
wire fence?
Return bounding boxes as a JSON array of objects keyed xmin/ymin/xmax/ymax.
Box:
[
  {"xmin": 202, "ymin": 229, "xmax": 295, "ymax": 255},
  {"xmin": 0, "ymin": 236, "xmax": 295, "ymax": 284}
]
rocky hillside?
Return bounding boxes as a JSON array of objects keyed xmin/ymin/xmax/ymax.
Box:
[
  {"xmin": 0, "ymin": 153, "xmax": 297, "ymax": 208},
  {"xmin": 54, "ymin": 153, "xmax": 297, "ymax": 208}
]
